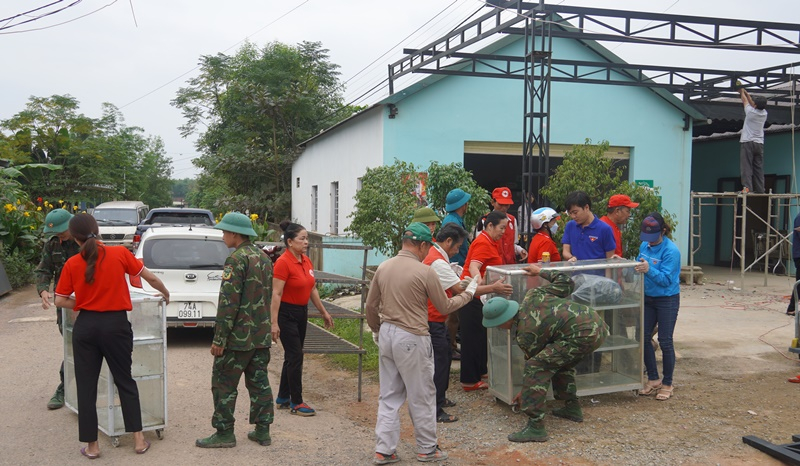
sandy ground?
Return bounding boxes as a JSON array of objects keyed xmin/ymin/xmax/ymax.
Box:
[{"xmin": 1, "ymin": 266, "xmax": 800, "ymax": 465}]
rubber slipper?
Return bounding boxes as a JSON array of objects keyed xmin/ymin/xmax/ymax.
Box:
[
  {"xmin": 788, "ymin": 376, "xmax": 800, "ymax": 383},
  {"xmin": 443, "ymin": 398, "xmax": 456, "ymax": 408},
  {"xmin": 437, "ymin": 412, "xmax": 458, "ymax": 423},
  {"xmin": 135, "ymin": 440, "xmax": 151, "ymax": 454},
  {"xmin": 80, "ymin": 447, "xmax": 100, "ymax": 459},
  {"xmin": 462, "ymin": 380, "xmax": 488, "ymax": 392}
]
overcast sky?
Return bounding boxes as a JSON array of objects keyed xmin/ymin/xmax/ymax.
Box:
[{"xmin": 2, "ymin": 0, "xmax": 797, "ymax": 180}]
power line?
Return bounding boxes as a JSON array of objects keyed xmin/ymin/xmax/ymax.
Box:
[
  {"xmin": 0, "ymin": 0, "xmax": 117, "ymax": 35},
  {"xmin": 0, "ymin": 0, "xmax": 75, "ymax": 30}
]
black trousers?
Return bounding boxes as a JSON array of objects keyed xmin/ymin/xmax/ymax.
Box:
[
  {"xmin": 73, "ymin": 311, "xmax": 142, "ymax": 442},
  {"xmin": 429, "ymin": 321, "xmax": 452, "ymax": 415},
  {"xmin": 459, "ymin": 300, "xmax": 487, "ymax": 384},
  {"xmin": 57, "ymin": 307, "xmax": 64, "ymax": 390},
  {"xmin": 788, "ymin": 258, "xmax": 800, "ymax": 313},
  {"xmin": 277, "ymin": 303, "xmax": 308, "ymax": 405}
]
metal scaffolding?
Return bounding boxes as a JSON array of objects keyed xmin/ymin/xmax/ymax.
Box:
[{"xmin": 689, "ymin": 191, "xmax": 800, "ymax": 288}]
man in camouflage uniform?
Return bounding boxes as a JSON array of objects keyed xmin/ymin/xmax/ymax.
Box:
[
  {"xmin": 34, "ymin": 208, "xmax": 79, "ymax": 410},
  {"xmin": 482, "ymin": 263, "xmax": 608, "ymax": 442},
  {"xmin": 196, "ymin": 212, "xmax": 274, "ymax": 448}
]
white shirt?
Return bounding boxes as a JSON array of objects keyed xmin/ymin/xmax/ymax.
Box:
[{"xmin": 741, "ymin": 105, "xmax": 767, "ymax": 144}]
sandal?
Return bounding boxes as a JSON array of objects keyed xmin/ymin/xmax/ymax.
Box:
[
  {"xmin": 461, "ymin": 381, "xmax": 488, "ymax": 392},
  {"xmin": 437, "ymin": 412, "xmax": 458, "ymax": 423},
  {"xmin": 655, "ymin": 386, "xmax": 674, "ymax": 401},
  {"xmin": 788, "ymin": 375, "xmax": 800, "ymax": 383},
  {"xmin": 638, "ymin": 381, "xmax": 662, "ymax": 396},
  {"xmin": 443, "ymin": 398, "xmax": 457, "ymax": 408}
]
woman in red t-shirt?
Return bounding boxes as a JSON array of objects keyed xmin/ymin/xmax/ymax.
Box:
[
  {"xmin": 527, "ymin": 207, "xmax": 562, "ymax": 263},
  {"xmin": 270, "ymin": 221, "xmax": 333, "ymax": 417},
  {"xmin": 54, "ymin": 214, "xmax": 170, "ymax": 459},
  {"xmin": 459, "ymin": 210, "xmax": 508, "ymax": 391}
]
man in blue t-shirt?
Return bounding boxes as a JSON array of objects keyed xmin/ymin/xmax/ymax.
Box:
[{"xmin": 561, "ymin": 191, "xmax": 616, "ymax": 262}]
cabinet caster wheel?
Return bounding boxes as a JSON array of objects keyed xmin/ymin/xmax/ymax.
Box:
[
  {"xmin": 111, "ymin": 437, "xmax": 120, "ymax": 447},
  {"xmin": 156, "ymin": 429, "xmax": 164, "ymax": 440}
]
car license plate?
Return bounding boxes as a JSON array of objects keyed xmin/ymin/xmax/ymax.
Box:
[{"xmin": 178, "ymin": 302, "xmax": 202, "ymax": 319}]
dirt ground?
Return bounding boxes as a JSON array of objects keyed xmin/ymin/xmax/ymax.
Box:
[{"xmin": 1, "ymin": 266, "xmax": 799, "ymax": 465}]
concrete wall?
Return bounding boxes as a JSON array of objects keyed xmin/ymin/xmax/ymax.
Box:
[{"xmin": 291, "ymin": 107, "xmax": 383, "ymax": 235}]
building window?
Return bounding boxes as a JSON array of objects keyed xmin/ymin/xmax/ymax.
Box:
[
  {"xmin": 296, "ymin": 177, "xmax": 300, "ymax": 188},
  {"xmin": 330, "ymin": 181, "xmax": 339, "ymax": 235},
  {"xmin": 357, "ymin": 177, "xmax": 363, "ymax": 192},
  {"xmin": 311, "ymin": 185, "xmax": 318, "ymax": 232}
]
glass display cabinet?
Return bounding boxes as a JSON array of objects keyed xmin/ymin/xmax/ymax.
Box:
[
  {"xmin": 63, "ymin": 291, "xmax": 167, "ymax": 445},
  {"xmin": 484, "ymin": 259, "xmax": 643, "ymax": 404}
]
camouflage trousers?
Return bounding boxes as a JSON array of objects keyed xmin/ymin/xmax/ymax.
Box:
[
  {"xmin": 211, "ymin": 347, "xmax": 274, "ymax": 431},
  {"xmin": 520, "ymin": 334, "xmax": 606, "ymax": 422}
]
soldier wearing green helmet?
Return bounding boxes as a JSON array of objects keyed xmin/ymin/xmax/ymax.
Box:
[
  {"xmin": 196, "ymin": 212, "xmax": 275, "ymax": 448},
  {"xmin": 34, "ymin": 208, "xmax": 80, "ymax": 410},
  {"xmin": 411, "ymin": 206, "xmax": 441, "ymax": 235}
]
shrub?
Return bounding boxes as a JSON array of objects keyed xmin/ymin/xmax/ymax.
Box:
[{"xmin": 0, "ymin": 247, "xmax": 35, "ymax": 289}]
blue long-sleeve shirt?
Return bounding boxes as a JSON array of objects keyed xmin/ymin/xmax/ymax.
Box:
[
  {"xmin": 441, "ymin": 212, "xmax": 470, "ymax": 266},
  {"xmin": 637, "ymin": 237, "xmax": 681, "ymax": 297}
]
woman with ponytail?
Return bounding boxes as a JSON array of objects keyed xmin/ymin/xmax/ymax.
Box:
[
  {"xmin": 270, "ymin": 221, "xmax": 333, "ymax": 416},
  {"xmin": 55, "ymin": 214, "xmax": 170, "ymax": 459}
]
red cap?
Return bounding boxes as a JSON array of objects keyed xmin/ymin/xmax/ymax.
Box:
[
  {"xmin": 608, "ymin": 194, "xmax": 639, "ymax": 208},
  {"xmin": 492, "ymin": 187, "xmax": 514, "ymax": 205}
]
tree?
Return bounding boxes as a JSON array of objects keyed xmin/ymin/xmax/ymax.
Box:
[
  {"xmin": 347, "ymin": 160, "xmax": 493, "ymax": 257},
  {"xmin": 0, "ymin": 96, "xmax": 172, "ymax": 207},
  {"xmin": 427, "ymin": 161, "xmax": 492, "ymax": 233},
  {"xmin": 173, "ymin": 41, "xmax": 355, "ymax": 221},
  {"xmin": 540, "ymin": 139, "xmax": 675, "ymax": 259},
  {"xmin": 346, "ymin": 160, "xmax": 422, "ymax": 257}
]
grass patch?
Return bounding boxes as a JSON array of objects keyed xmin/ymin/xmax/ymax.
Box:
[{"xmin": 309, "ymin": 317, "xmax": 378, "ymax": 372}]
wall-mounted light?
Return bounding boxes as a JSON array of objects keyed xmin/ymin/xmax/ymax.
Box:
[{"xmin": 388, "ymin": 104, "xmax": 398, "ymax": 119}]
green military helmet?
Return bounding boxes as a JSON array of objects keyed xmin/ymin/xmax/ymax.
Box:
[
  {"xmin": 412, "ymin": 207, "xmax": 441, "ymax": 224},
  {"xmin": 43, "ymin": 208, "xmax": 74, "ymax": 234},
  {"xmin": 482, "ymin": 296, "xmax": 519, "ymax": 328},
  {"xmin": 215, "ymin": 212, "xmax": 257, "ymax": 237}
]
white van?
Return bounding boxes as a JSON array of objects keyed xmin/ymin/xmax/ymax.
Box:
[{"xmin": 91, "ymin": 201, "xmax": 149, "ymax": 250}]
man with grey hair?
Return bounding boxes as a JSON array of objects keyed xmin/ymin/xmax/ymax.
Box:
[
  {"xmin": 366, "ymin": 222, "xmax": 480, "ymax": 464},
  {"xmin": 739, "ymin": 86, "xmax": 768, "ymax": 194}
]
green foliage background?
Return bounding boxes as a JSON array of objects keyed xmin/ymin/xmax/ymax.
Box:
[
  {"xmin": 1, "ymin": 96, "xmax": 173, "ymax": 208},
  {"xmin": 347, "ymin": 160, "xmax": 492, "ymax": 257},
  {"xmin": 173, "ymin": 41, "xmax": 359, "ymax": 221},
  {"xmin": 540, "ymin": 139, "xmax": 676, "ymax": 259}
]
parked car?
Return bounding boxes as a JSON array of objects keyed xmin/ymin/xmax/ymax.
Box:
[
  {"xmin": 133, "ymin": 207, "xmax": 215, "ymax": 251},
  {"xmin": 92, "ymin": 201, "xmax": 149, "ymax": 250},
  {"xmin": 130, "ymin": 226, "xmax": 231, "ymax": 328}
]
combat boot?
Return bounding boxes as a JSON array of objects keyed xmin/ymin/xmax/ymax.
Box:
[
  {"xmin": 195, "ymin": 429, "xmax": 236, "ymax": 448},
  {"xmin": 551, "ymin": 400, "xmax": 583, "ymax": 423},
  {"xmin": 47, "ymin": 386, "xmax": 64, "ymax": 410},
  {"xmin": 508, "ymin": 419, "xmax": 548, "ymax": 443},
  {"xmin": 247, "ymin": 424, "xmax": 271, "ymax": 446}
]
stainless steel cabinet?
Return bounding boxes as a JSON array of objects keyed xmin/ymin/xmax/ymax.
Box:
[
  {"xmin": 484, "ymin": 259, "xmax": 643, "ymax": 404},
  {"xmin": 63, "ymin": 292, "xmax": 167, "ymax": 445}
]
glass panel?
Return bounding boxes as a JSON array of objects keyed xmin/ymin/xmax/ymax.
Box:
[
  {"xmin": 141, "ymin": 237, "xmax": 231, "ymax": 270},
  {"xmin": 484, "ymin": 259, "xmax": 643, "ymax": 398}
]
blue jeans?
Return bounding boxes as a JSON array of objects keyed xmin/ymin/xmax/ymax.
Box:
[{"xmin": 643, "ymin": 294, "xmax": 680, "ymax": 386}]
